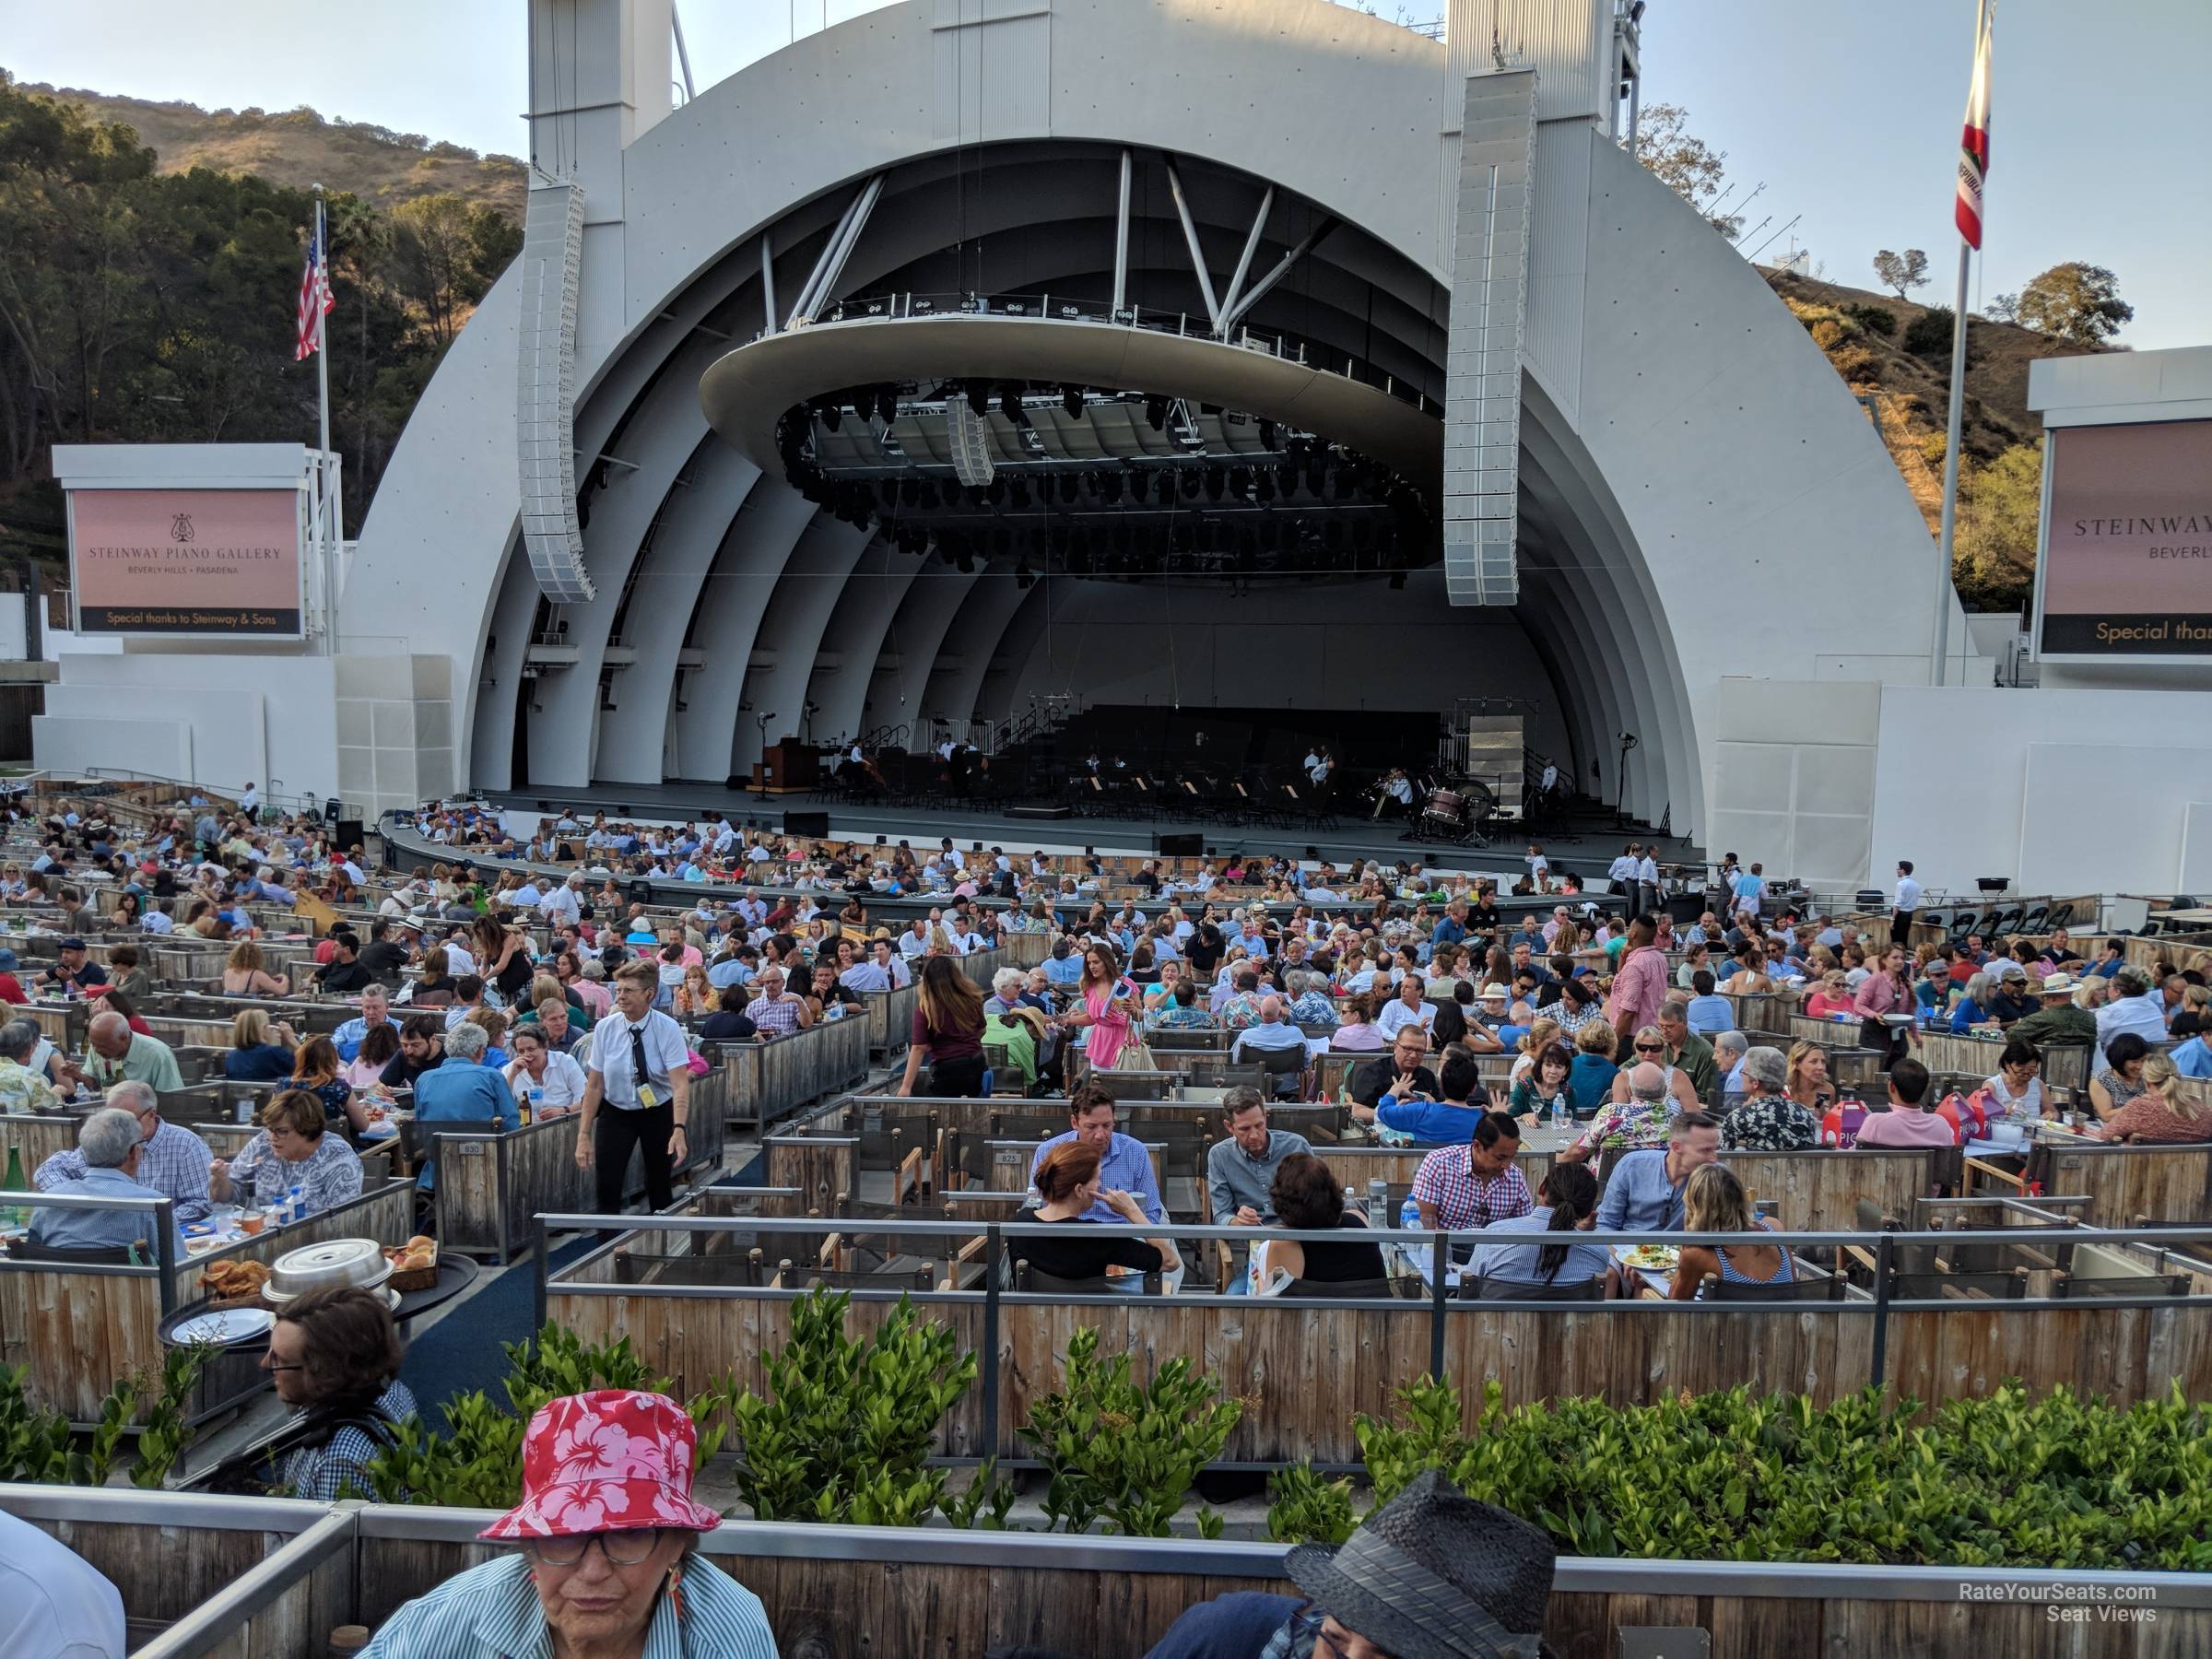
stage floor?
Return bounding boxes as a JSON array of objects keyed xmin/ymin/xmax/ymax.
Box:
[{"xmin": 478, "ymin": 782, "xmax": 1707, "ymax": 888}]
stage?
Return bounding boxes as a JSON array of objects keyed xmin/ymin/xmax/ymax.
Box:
[{"xmin": 476, "ymin": 781, "xmax": 1707, "ymax": 890}]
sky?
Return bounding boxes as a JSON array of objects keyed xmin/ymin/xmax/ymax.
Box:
[{"xmin": 3, "ymin": 0, "xmax": 2206, "ymax": 347}]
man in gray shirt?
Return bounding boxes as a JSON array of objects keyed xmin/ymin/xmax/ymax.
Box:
[{"xmin": 1206, "ymin": 1086, "xmax": 1313, "ymax": 1226}]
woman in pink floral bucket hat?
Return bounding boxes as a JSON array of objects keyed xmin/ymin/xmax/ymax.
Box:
[{"xmin": 362, "ymin": 1389, "xmax": 776, "ymax": 1658}]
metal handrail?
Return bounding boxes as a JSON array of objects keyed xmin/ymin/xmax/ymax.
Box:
[{"xmin": 779, "ymin": 290, "xmax": 1438, "ymax": 416}]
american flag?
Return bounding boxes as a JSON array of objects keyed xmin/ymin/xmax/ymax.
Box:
[
  {"xmin": 295, "ymin": 213, "xmax": 334, "ymax": 361},
  {"xmin": 1953, "ymin": 0, "xmax": 1993, "ymax": 251}
]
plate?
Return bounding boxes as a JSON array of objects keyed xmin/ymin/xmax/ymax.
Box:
[
  {"xmin": 171, "ymin": 1307, "xmax": 275, "ymax": 1346},
  {"xmin": 1619, "ymin": 1244, "xmax": 1680, "ymax": 1273},
  {"xmin": 360, "ymin": 1123, "xmax": 399, "ymax": 1139}
]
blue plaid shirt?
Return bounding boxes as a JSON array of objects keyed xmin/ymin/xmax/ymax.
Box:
[{"xmin": 36, "ymin": 1116, "xmax": 212, "ymax": 1222}]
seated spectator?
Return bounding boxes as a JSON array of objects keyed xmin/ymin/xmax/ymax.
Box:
[
  {"xmin": 381, "ymin": 1014, "xmax": 446, "ymax": 1090},
  {"xmin": 413, "ymin": 1021, "xmax": 522, "ymax": 1190},
  {"xmin": 698, "ymin": 984, "xmax": 759, "ymax": 1043},
  {"xmin": 1682, "ymin": 970, "xmax": 1733, "ymax": 1036},
  {"xmin": 1594, "ymin": 1111, "xmax": 1723, "ymax": 1232},
  {"xmin": 1462, "ymin": 1162, "xmax": 1612, "ymax": 1293},
  {"xmin": 1854, "ymin": 1059, "xmax": 1958, "ymax": 1147},
  {"xmin": 341, "ymin": 1023, "xmax": 402, "ymax": 1090},
  {"xmin": 1143, "ymin": 1473, "xmax": 1556, "ymax": 1659},
  {"xmin": 98, "ymin": 944, "xmax": 152, "ymax": 1003},
  {"xmin": 1408, "ymin": 1112, "xmax": 1532, "ymax": 1246},
  {"xmin": 0, "ymin": 1015, "xmax": 60, "ymax": 1113},
  {"xmin": 1359, "ymin": 1051, "xmax": 1491, "ymax": 1144},
  {"xmin": 2173, "ymin": 1029, "xmax": 2212, "ymax": 1079},
  {"xmin": 262, "ymin": 1286, "xmax": 418, "ymax": 1501},
  {"xmin": 503, "ymin": 1026, "xmax": 589, "ymax": 1121},
  {"xmin": 1711, "ymin": 1030, "xmax": 1749, "ymax": 1104},
  {"xmin": 1607, "ymin": 1025, "xmax": 1700, "ymax": 1113},
  {"xmin": 333, "ymin": 985, "xmax": 397, "ymax": 1063},
  {"xmin": 1562, "ymin": 1061, "xmax": 1678, "ymax": 1164},
  {"xmin": 1327, "ymin": 993, "xmax": 1388, "ymax": 1052},
  {"xmin": 0, "ymin": 1507, "xmax": 125, "ymax": 1658},
  {"xmin": 1976, "ymin": 1038, "xmax": 2047, "ymax": 1127},
  {"xmin": 1009, "ymin": 1138, "xmax": 1177, "ymax": 1283},
  {"xmin": 2089, "ymin": 1032, "xmax": 2154, "ymax": 1122},
  {"xmin": 2098, "ymin": 1053, "xmax": 2212, "ymax": 1144},
  {"xmin": 209, "ymin": 1090, "xmax": 365, "ymax": 1217},
  {"xmin": 26, "ymin": 1106, "xmax": 176, "ymax": 1256},
  {"xmin": 1566, "ymin": 1021, "xmax": 1618, "ymax": 1114},
  {"xmin": 1350, "ymin": 1028, "xmax": 1438, "ymax": 1111},
  {"xmin": 410, "ymin": 947, "xmax": 458, "ymax": 1008},
  {"xmin": 289, "ymin": 1034, "xmax": 368, "ymax": 1137},
  {"xmin": 1205, "ymin": 1088, "xmax": 1312, "ymax": 1228},
  {"xmin": 1027, "ymin": 1084, "xmax": 1166, "ymax": 1224},
  {"xmin": 226, "ymin": 1006, "xmax": 297, "ymax": 1082},
  {"xmin": 361, "ymin": 1391, "xmax": 772, "ymax": 1659},
  {"xmin": 1506, "ymin": 1041, "xmax": 1574, "ymax": 1127},
  {"xmin": 219, "ymin": 938, "xmax": 288, "ymax": 997},
  {"xmin": 81, "ymin": 1009, "xmax": 184, "ymax": 1093},
  {"xmin": 982, "ymin": 1003, "xmax": 1049, "ymax": 1090},
  {"xmin": 1719, "ymin": 1046, "xmax": 1820, "ymax": 1150},
  {"xmin": 1949, "ymin": 971, "xmax": 1998, "ymax": 1033},
  {"xmin": 1230, "ymin": 995, "xmax": 1309, "ymax": 1089},
  {"xmin": 1784, "ymin": 1041, "xmax": 1837, "ymax": 1116},
  {"xmin": 33, "ymin": 1079, "xmax": 211, "ymax": 1221},
  {"xmin": 1669, "ymin": 1163, "xmax": 1794, "ymax": 1299},
  {"xmin": 1804, "ymin": 969, "xmax": 1855, "ymax": 1020},
  {"xmin": 745, "ymin": 966, "xmax": 815, "ymax": 1040},
  {"xmin": 1245, "ymin": 1151, "xmax": 1385, "ymax": 1293},
  {"xmin": 0, "ymin": 947, "xmax": 27, "ymax": 1006},
  {"xmin": 983, "ymin": 967, "xmax": 1026, "ymax": 1018}
]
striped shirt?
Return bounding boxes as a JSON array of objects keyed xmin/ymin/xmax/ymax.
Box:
[
  {"xmin": 36, "ymin": 1116, "xmax": 214, "ymax": 1222},
  {"xmin": 361, "ymin": 1550, "xmax": 776, "ymax": 1659}
]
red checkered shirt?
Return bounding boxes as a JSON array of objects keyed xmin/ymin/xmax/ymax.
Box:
[{"xmin": 1409, "ymin": 1146, "xmax": 1535, "ymax": 1231}]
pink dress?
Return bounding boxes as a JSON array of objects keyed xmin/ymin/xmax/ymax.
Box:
[{"xmin": 1083, "ymin": 980, "xmax": 1135, "ymax": 1068}]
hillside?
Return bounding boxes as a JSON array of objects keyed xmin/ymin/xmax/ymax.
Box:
[
  {"xmin": 1760, "ymin": 268, "xmax": 2099, "ymax": 536},
  {"xmin": 19, "ymin": 83, "xmax": 526, "ymax": 217}
]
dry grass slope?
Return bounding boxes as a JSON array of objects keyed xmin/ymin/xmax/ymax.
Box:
[
  {"xmin": 1763, "ymin": 269, "xmax": 2101, "ymax": 536},
  {"xmin": 21, "ymin": 83, "xmax": 526, "ymax": 218}
]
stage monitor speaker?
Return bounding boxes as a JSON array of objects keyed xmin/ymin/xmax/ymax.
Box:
[
  {"xmin": 334, "ymin": 818, "xmax": 365, "ymax": 849},
  {"xmin": 784, "ymin": 810, "xmax": 830, "ymax": 838},
  {"xmin": 1157, "ymin": 831, "xmax": 1204, "ymax": 857}
]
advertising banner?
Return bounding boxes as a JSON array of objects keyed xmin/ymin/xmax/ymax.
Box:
[
  {"xmin": 2037, "ymin": 418, "xmax": 2212, "ymax": 658},
  {"xmin": 70, "ymin": 487, "xmax": 304, "ymax": 637}
]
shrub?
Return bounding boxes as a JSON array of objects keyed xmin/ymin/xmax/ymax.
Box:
[
  {"xmin": 1921, "ymin": 432, "xmax": 1948, "ymax": 467},
  {"xmin": 1022, "ymin": 1324, "xmax": 1242, "ymax": 1537},
  {"xmin": 1903, "ymin": 306, "xmax": 1956, "ymax": 358},
  {"xmin": 1847, "ymin": 303, "xmax": 1898, "ymax": 336},
  {"xmin": 1828, "ymin": 346, "xmax": 1882, "ymax": 384},
  {"xmin": 0, "ymin": 1354, "xmax": 204, "ymax": 1489},
  {"xmin": 364, "ymin": 1324, "xmax": 725, "ymax": 1509},
  {"xmin": 1808, "ymin": 318, "xmax": 1853, "ymax": 351},
  {"xmin": 1268, "ymin": 1376, "xmax": 2212, "ymax": 1571},
  {"xmin": 724, "ymin": 1285, "xmax": 1007, "ymax": 1528}
]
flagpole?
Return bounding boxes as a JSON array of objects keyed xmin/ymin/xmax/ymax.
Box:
[
  {"xmin": 1932, "ymin": 241, "xmax": 1970, "ymax": 688},
  {"xmin": 313, "ymin": 183, "xmax": 336, "ymax": 653}
]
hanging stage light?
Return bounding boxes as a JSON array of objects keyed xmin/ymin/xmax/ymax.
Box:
[
  {"xmin": 818, "ymin": 403, "xmax": 842, "ymax": 432},
  {"xmin": 1145, "ymin": 395, "xmax": 1169, "ymax": 432},
  {"xmin": 999, "ymin": 385, "xmax": 1024, "ymax": 423},
  {"xmin": 967, "ymin": 381, "xmax": 991, "ymax": 418},
  {"xmin": 852, "ymin": 387, "xmax": 876, "ymax": 423},
  {"xmin": 1257, "ymin": 418, "xmax": 1277, "ymax": 450},
  {"xmin": 1204, "ymin": 467, "xmax": 1226, "ymax": 502},
  {"xmin": 1062, "ymin": 384, "xmax": 1085, "ymax": 419}
]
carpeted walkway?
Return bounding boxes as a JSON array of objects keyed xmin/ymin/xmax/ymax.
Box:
[{"xmin": 401, "ymin": 1151, "xmax": 766, "ymax": 1430}]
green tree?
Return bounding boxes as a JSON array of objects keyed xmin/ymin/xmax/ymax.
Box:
[
  {"xmin": 390, "ymin": 194, "xmax": 521, "ymax": 347},
  {"xmin": 2017, "ymin": 262, "xmax": 2133, "ymax": 345},
  {"xmin": 1870, "ymin": 248, "xmax": 1929, "ymax": 300},
  {"xmin": 1632, "ymin": 103, "xmax": 1742, "ymax": 237},
  {"xmin": 1953, "ymin": 442, "xmax": 2042, "ymax": 612}
]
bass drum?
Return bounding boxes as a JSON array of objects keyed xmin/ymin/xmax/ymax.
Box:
[{"xmin": 1420, "ymin": 787, "xmax": 1466, "ymax": 827}]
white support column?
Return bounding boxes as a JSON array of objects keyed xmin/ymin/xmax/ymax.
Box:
[
  {"xmin": 1217, "ymin": 186, "xmax": 1277, "ymax": 329},
  {"xmin": 1111, "ymin": 148, "xmax": 1133, "ymax": 314},
  {"xmin": 1162, "ymin": 159, "xmax": 1223, "ymax": 335}
]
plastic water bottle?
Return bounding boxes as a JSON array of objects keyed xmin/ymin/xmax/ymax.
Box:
[
  {"xmin": 1397, "ymin": 1196, "xmax": 1420, "ymax": 1232},
  {"xmin": 1550, "ymin": 1094, "xmax": 1569, "ymax": 1131},
  {"xmin": 287, "ymin": 1182, "xmax": 305, "ymax": 1224},
  {"xmin": 1367, "ymin": 1178, "xmax": 1388, "ymax": 1222}
]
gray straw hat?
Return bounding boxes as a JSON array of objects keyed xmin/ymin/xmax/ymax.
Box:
[{"xmin": 1285, "ymin": 1471, "xmax": 1556, "ymax": 1658}]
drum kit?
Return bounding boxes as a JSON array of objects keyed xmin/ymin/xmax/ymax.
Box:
[{"xmin": 1401, "ymin": 774, "xmax": 1496, "ymax": 847}]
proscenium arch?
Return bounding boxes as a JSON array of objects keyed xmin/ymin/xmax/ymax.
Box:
[{"xmin": 353, "ymin": 0, "xmax": 1951, "ymax": 847}]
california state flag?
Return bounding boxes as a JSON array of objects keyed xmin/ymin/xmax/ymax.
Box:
[{"xmin": 1954, "ymin": 0, "xmax": 1993, "ymax": 249}]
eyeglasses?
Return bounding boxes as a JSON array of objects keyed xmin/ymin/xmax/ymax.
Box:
[
  {"xmin": 1634, "ymin": 1043, "xmax": 1665, "ymax": 1054},
  {"xmin": 524, "ymin": 1528, "xmax": 665, "ymax": 1568}
]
